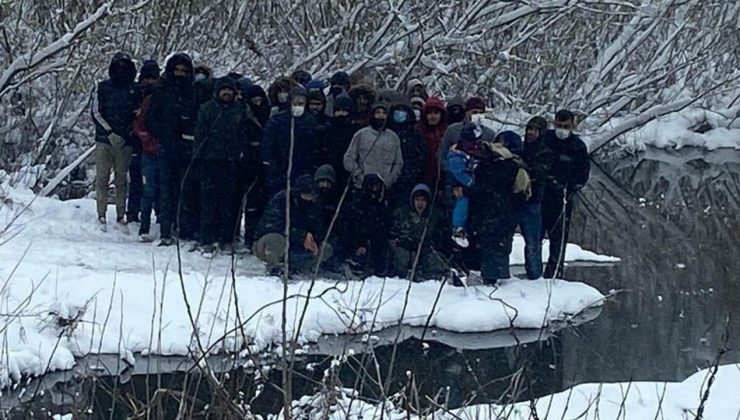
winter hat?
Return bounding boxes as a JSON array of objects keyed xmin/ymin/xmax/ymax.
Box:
[
  {"xmin": 409, "ymin": 183, "xmax": 432, "ymax": 207},
  {"xmin": 245, "ymin": 84, "xmax": 267, "ymax": 99},
  {"xmin": 406, "ymin": 78, "xmax": 424, "ymax": 93},
  {"xmin": 464, "ymin": 96, "xmax": 486, "ymax": 112},
  {"xmin": 526, "ymin": 116, "xmax": 548, "ymax": 132},
  {"xmin": 294, "ymin": 174, "xmax": 318, "ymax": 195},
  {"xmin": 496, "ymin": 130, "xmax": 523, "ymax": 154},
  {"xmin": 109, "ymin": 52, "xmax": 136, "ymax": 85},
  {"xmin": 314, "ymin": 164, "xmax": 336, "ymax": 184},
  {"xmin": 236, "ymin": 77, "xmax": 253, "ymax": 96},
  {"xmin": 410, "ymin": 96, "xmax": 425, "ymax": 109},
  {"xmin": 290, "ymin": 85, "xmax": 308, "ymax": 101},
  {"xmin": 139, "ymin": 59, "xmax": 160, "ymax": 80},
  {"xmin": 308, "ymin": 89, "xmax": 326, "ymax": 104},
  {"xmin": 194, "ymin": 63, "xmax": 211, "ymax": 78},
  {"xmin": 371, "ymin": 102, "xmax": 389, "ymax": 113},
  {"xmin": 307, "ymin": 79, "xmax": 326, "ymax": 93},
  {"xmin": 330, "ymin": 71, "xmax": 350, "ymax": 87},
  {"xmin": 291, "ymin": 70, "xmax": 312, "ymax": 87},
  {"xmin": 333, "ymin": 93, "xmax": 354, "ymax": 113},
  {"xmin": 214, "ymin": 77, "xmax": 238, "ymax": 97}
]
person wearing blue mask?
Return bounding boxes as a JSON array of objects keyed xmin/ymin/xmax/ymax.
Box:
[{"xmin": 386, "ymin": 102, "xmax": 428, "ymax": 210}]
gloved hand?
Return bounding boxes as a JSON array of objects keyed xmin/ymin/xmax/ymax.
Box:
[{"xmin": 108, "ymin": 133, "xmax": 126, "ymax": 148}]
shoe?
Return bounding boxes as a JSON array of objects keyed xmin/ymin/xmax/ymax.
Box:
[
  {"xmin": 158, "ymin": 238, "xmax": 174, "ymax": 247},
  {"xmin": 97, "ymin": 216, "xmax": 107, "ymax": 232},
  {"xmin": 200, "ymin": 243, "xmax": 218, "ymax": 258},
  {"xmin": 138, "ymin": 233, "xmax": 153, "ymax": 243},
  {"xmin": 116, "ymin": 216, "xmax": 128, "ymax": 226},
  {"xmin": 268, "ymin": 266, "xmax": 285, "ymax": 277},
  {"xmin": 186, "ymin": 241, "xmax": 200, "ymax": 253},
  {"xmin": 221, "ymin": 243, "xmax": 235, "ymax": 256},
  {"xmin": 452, "ymin": 227, "xmax": 469, "ymax": 248},
  {"xmin": 449, "ymin": 268, "xmax": 468, "ymax": 288}
]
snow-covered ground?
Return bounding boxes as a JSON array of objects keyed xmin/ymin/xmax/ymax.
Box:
[
  {"xmin": 290, "ymin": 363, "xmax": 740, "ymax": 419},
  {"xmin": 0, "ymin": 187, "xmax": 612, "ymax": 388}
]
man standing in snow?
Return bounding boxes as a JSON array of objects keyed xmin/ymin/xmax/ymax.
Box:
[
  {"xmin": 261, "ymin": 85, "xmax": 320, "ymax": 199},
  {"xmin": 146, "ymin": 53, "xmax": 200, "ymax": 246},
  {"xmin": 541, "ymin": 110, "xmax": 590, "ymax": 278},
  {"xmin": 93, "ymin": 52, "xmax": 141, "ymax": 230},
  {"xmin": 193, "ymin": 77, "xmax": 248, "ymax": 257},
  {"xmin": 517, "ymin": 116, "xmax": 553, "ymax": 279},
  {"xmin": 415, "ymin": 96, "xmax": 449, "ymax": 187},
  {"xmin": 324, "ymin": 71, "xmax": 351, "ymax": 118},
  {"xmin": 343, "ymin": 102, "xmax": 404, "ymax": 191}
]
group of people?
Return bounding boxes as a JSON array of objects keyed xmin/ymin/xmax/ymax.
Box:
[{"xmin": 92, "ymin": 51, "xmax": 590, "ymax": 285}]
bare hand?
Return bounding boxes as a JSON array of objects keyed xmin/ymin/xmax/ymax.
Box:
[
  {"xmin": 452, "ymin": 186, "xmax": 463, "ymax": 199},
  {"xmin": 303, "ymin": 232, "xmax": 319, "ymax": 255}
]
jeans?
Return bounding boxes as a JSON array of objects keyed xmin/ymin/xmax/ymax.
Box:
[
  {"xmin": 451, "ymin": 196, "xmax": 469, "ymax": 229},
  {"xmin": 518, "ymin": 202, "xmax": 543, "ymax": 279},
  {"xmin": 139, "ymin": 155, "xmax": 160, "ymax": 235}
]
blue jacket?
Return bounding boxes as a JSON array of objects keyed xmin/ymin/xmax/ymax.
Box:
[
  {"xmin": 447, "ymin": 148, "xmax": 476, "ymax": 188},
  {"xmin": 261, "ymin": 110, "xmax": 319, "ymax": 195}
]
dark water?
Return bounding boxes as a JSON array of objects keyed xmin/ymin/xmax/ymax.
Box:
[{"xmin": 3, "ymin": 147, "xmax": 739, "ymax": 418}]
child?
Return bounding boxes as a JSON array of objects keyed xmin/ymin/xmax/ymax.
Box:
[{"xmin": 446, "ymin": 124, "xmax": 485, "ymax": 248}]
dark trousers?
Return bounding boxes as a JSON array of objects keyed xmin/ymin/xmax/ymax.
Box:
[
  {"xmin": 518, "ymin": 202, "xmax": 543, "ymax": 279},
  {"xmin": 139, "ymin": 155, "xmax": 161, "ymax": 235},
  {"xmin": 478, "ymin": 217, "xmax": 516, "ymax": 284},
  {"xmin": 235, "ymin": 162, "xmax": 266, "ymax": 245},
  {"xmin": 200, "ymin": 160, "xmax": 238, "ymax": 245},
  {"xmin": 174, "ymin": 157, "xmax": 200, "ymax": 241},
  {"xmin": 541, "ymin": 192, "xmax": 573, "ymax": 279},
  {"xmin": 126, "ymin": 151, "xmax": 143, "ymax": 221}
]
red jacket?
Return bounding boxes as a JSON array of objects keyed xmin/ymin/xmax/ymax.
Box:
[
  {"xmin": 415, "ymin": 96, "xmax": 448, "ymax": 186},
  {"xmin": 132, "ymin": 95, "xmax": 158, "ymax": 156}
]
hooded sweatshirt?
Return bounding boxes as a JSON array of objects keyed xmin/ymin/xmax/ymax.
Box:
[
  {"xmin": 93, "ymin": 52, "xmax": 141, "ymax": 146},
  {"xmin": 415, "ymin": 96, "xmax": 448, "ymax": 185}
]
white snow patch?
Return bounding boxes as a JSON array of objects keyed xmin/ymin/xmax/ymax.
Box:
[{"xmin": 0, "ymin": 188, "xmax": 609, "ymax": 388}]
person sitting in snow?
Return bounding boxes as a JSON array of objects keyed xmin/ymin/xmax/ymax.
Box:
[
  {"xmin": 253, "ymin": 175, "xmax": 332, "ymax": 276},
  {"xmin": 388, "ymin": 183, "xmax": 447, "ymax": 280}
]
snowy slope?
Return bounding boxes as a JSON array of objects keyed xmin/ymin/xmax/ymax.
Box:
[
  {"xmin": 289, "ymin": 364, "xmax": 740, "ymax": 419},
  {"xmin": 0, "ymin": 188, "xmax": 610, "ymax": 388}
]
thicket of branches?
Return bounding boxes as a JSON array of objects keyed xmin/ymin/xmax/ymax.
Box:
[{"xmin": 1, "ymin": 0, "xmax": 739, "ymax": 188}]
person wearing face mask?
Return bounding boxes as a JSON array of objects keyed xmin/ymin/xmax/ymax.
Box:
[
  {"xmin": 415, "ymin": 96, "xmax": 449, "ymax": 186},
  {"xmin": 325, "ymin": 71, "xmax": 351, "ymax": 117},
  {"xmin": 146, "ymin": 52, "xmax": 200, "ymax": 246},
  {"xmin": 541, "ymin": 109, "xmax": 590, "ymax": 279},
  {"xmin": 410, "ymin": 96, "xmax": 425, "ymax": 122},
  {"xmin": 343, "ymin": 102, "xmax": 404, "ymax": 192},
  {"xmin": 93, "ymin": 52, "xmax": 141, "ymax": 231},
  {"xmin": 267, "ymin": 76, "xmax": 299, "ymax": 116},
  {"xmin": 192, "ymin": 63, "xmax": 214, "ymax": 107},
  {"xmin": 437, "ymin": 96, "xmax": 497, "ymax": 174},
  {"xmin": 261, "ymin": 85, "xmax": 320, "ymax": 198},
  {"xmin": 406, "ymin": 78, "xmax": 429, "ymax": 101},
  {"xmin": 386, "ymin": 102, "xmax": 428, "ymax": 210},
  {"xmin": 193, "ymin": 77, "xmax": 248, "ymax": 257},
  {"xmin": 315, "ymin": 94, "xmax": 359, "ymax": 192}
]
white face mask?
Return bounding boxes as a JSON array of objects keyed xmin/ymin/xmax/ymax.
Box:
[
  {"xmin": 292, "ymin": 105, "xmax": 305, "ymax": 117},
  {"xmin": 413, "ymin": 109, "xmax": 422, "ymax": 120},
  {"xmin": 194, "ymin": 73, "xmax": 207, "ymax": 82},
  {"xmin": 470, "ymin": 114, "xmax": 485, "ymax": 125},
  {"xmin": 555, "ymin": 128, "xmax": 571, "ymax": 140},
  {"xmin": 277, "ymin": 92, "xmax": 290, "ymax": 103}
]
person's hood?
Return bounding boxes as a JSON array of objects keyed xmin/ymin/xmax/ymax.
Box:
[
  {"xmin": 361, "ymin": 174, "xmax": 386, "ymax": 203},
  {"xmin": 291, "ymin": 69, "xmax": 312, "ymax": 87},
  {"xmin": 370, "ymin": 101, "xmax": 389, "ymax": 114},
  {"xmin": 164, "ymin": 53, "xmax": 194, "ymax": 83},
  {"xmin": 406, "ymin": 78, "xmax": 424, "ymax": 94},
  {"xmin": 214, "ymin": 77, "xmax": 238, "ymax": 102},
  {"xmin": 294, "ymin": 174, "xmax": 318, "ymax": 195},
  {"xmin": 330, "ymin": 71, "xmax": 350, "ymax": 87},
  {"xmin": 245, "ymin": 84, "xmax": 267, "ymax": 100},
  {"xmin": 267, "ymin": 77, "xmax": 298, "ymax": 105},
  {"xmin": 409, "ymin": 183, "xmax": 432, "ymax": 211},
  {"xmin": 306, "ymin": 79, "xmax": 326, "ymax": 93},
  {"xmin": 138, "ymin": 59, "xmax": 160, "ymax": 81},
  {"xmin": 308, "ymin": 89, "xmax": 326, "ymax": 105},
  {"xmin": 193, "ymin": 63, "xmax": 212, "ymax": 78},
  {"xmin": 349, "ymin": 84, "xmax": 376, "ymax": 105},
  {"xmin": 446, "ymin": 95, "xmax": 465, "ymax": 108},
  {"xmin": 420, "ymin": 96, "xmax": 448, "ymax": 124},
  {"xmin": 526, "ymin": 116, "xmax": 548, "ymax": 132},
  {"xmin": 333, "ymin": 93, "xmax": 354, "ymax": 113},
  {"xmin": 314, "ymin": 164, "xmax": 336, "ymax": 184},
  {"xmin": 497, "ymin": 130, "xmax": 523, "ymax": 154},
  {"xmin": 108, "ymin": 52, "xmax": 136, "ymax": 86},
  {"xmin": 387, "ymin": 103, "xmax": 416, "ymax": 132}
]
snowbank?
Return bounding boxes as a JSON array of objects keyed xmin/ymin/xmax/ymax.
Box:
[
  {"xmin": 0, "ymin": 189, "xmax": 609, "ymax": 388},
  {"xmin": 289, "ymin": 364, "xmax": 740, "ymax": 419}
]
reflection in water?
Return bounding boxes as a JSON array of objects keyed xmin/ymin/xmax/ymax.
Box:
[
  {"xmin": 563, "ymin": 148, "xmax": 740, "ymax": 385},
  {"xmin": 3, "ymin": 148, "xmax": 738, "ymax": 416}
]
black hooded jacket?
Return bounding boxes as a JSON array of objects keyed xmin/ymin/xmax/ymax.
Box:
[
  {"xmin": 386, "ymin": 103, "xmax": 428, "ymax": 194},
  {"xmin": 146, "ymin": 53, "xmax": 199, "ymax": 159},
  {"xmin": 93, "ymin": 53, "xmax": 141, "ymax": 146},
  {"xmin": 194, "ymin": 78, "xmax": 248, "ymax": 161}
]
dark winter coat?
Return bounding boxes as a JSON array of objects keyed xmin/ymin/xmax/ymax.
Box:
[
  {"xmin": 193, "ymin": 79, "xmax": 248, "ymax": 162},
  {"xmin": 93, "ymin": 53, "xmax": 141, "ymax": 146},
  {"xmin": 438, "ymin": 121, "xmax": 496, "ymax": 172},
  {"xmin": 255, "ymin": 190, "xmax": 327, "ymax": 246},
  {"xmin": 261, "ymin": 110, "xmax": 319, "ymax": 195},
  {"xmin": 146, "ymin": 53, "xmax": 199, "ymax": 160},
  {"xmin": 415, "ymin": 96, "xmax": 448, "ymax": 185},
  {"xmin": 522, "ymin": 135, "xmax": 554, "ymax": 203},
  {"xmin": 469, "ymin": 148, "xmax": 521, "ymax": 236},
  {"xmin": 389, "ymin": 184, "xmax": 445, "ymax": 251},
  {"xmin": 267, "ymin": 77, "xmax": 299, "ymax": 114},
  {"xmin": 315, "ymin": 116, "xmax": 360, "ymax": 188},
  {"xmin": 244, "ymin": 85, "xmax": 271, "ymax": 127},
  {"xmin": 338, "ymin": 174, "xmax": 390, "ymax": 252},
  {"xmin": 542, "ymin": 130, "xmax": 590, "ymax": 196},
  {"xmin": 386, "ymin": 103, "xmax": 428, "ymax": 195}
]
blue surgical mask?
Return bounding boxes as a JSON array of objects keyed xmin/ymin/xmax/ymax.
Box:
[{"xmin": 392, "ymin": 110, "xmax": 408, "ymax": 124}]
